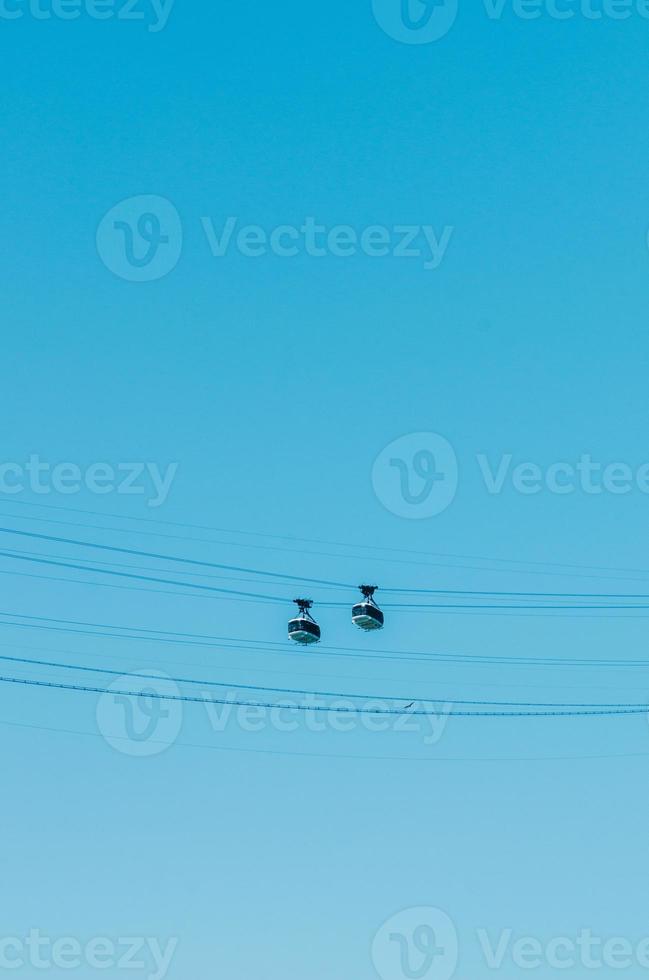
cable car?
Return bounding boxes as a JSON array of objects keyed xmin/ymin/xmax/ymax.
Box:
[
  {"xmin": 288, "ymin": 599, "xmax": 321, "ymax": 645},
  {"xmin": 352, "ymin": 585, "xmax": 384, "ymax": 631}
]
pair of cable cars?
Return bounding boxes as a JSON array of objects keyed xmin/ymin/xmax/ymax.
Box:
[{"xmin": 288, "ymin": 586, "xmax": 384, "ymax": 645}]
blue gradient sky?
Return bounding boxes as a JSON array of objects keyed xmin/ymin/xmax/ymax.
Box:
[{"xmin": 3, "ymin": 2, "xmax": 649, "ymax": 978}]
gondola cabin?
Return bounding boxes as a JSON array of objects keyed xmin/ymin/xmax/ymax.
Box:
[
  {"xmin": 288, "ymin": 599, "xmax": 321, "ymax": 645},
  {"xmin": 352, "ymin": 585, "xmax": 384, "ymax": 631}
]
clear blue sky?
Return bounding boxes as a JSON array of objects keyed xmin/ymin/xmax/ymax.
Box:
[{"xmin": 3, "ymin": 2, "xmax": 649, "ymax": 978}]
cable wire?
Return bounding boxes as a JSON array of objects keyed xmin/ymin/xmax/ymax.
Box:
[
  {"xmin": 5, "ymin": 497, "xmax": 649, "ymax": 582},
  {"xmin": 3, "ymin": 544, "xmax": 649, "ymax": 612},
  {"xmin": 3, "ymin": 651, "xmax": 646, "ymax": 709},
  {"xmin": 2, "ymin": 673, "xmax": 648, "ymax": 717},
  {"xmin": 2, "ymin": 609, "xmax": 649, "ymax": 668},
  {"xmin": 4, "ymin": 525, "xmax": 649, "ymax": 608}
]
